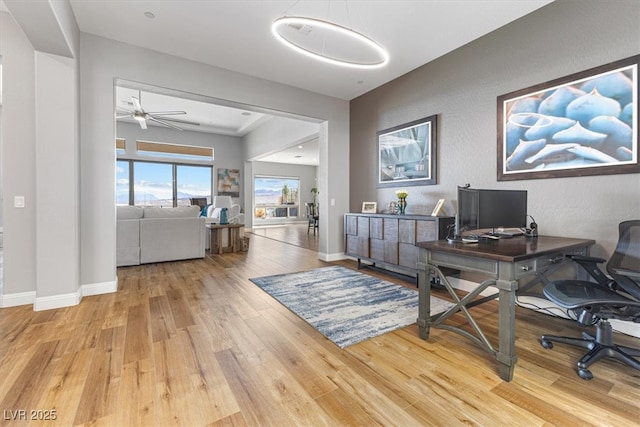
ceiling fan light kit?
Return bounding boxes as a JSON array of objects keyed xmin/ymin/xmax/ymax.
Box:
[{"xmin": 271, "ymin": 16, "xmax": 389, "ymax": 69}]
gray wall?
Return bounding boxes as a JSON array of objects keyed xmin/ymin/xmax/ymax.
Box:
[{"xmin": 350, "ymin": 0, "xmax": 640, "ymax": 259}]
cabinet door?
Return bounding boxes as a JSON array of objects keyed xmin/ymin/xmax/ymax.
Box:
[
  {"xmin": 416, "ymin": 220, "xmax": 437, "ymax": 242},
  {"xmin": 399, "ymin": 243, "xmax": 419, "ymax": 269},
  {"xmin": 384, "ymin": 218, "xmax": 399, "ymax": 242},
  {"xmin": 370, "ymin": 238, "xmax": 384, "ymax": 261},
  {"xmin": 384, "ymin": 241, "xmax": 398, "ymax": 264},
  {"xmin": 399, "ymin": 219, "xmax": 416, "ymax": 244},
  {"xmin": 357, "ymin": 216, "xmax": 370, "ymax": 238},
  {"xmin": 370, "ymin": 217, "xmax": 383, "ymax": 240},
  {"xmin": 346, "ymin": 215, "xmax": 358, "ymax": 236}
]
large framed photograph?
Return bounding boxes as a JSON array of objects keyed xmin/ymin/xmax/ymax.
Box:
[
  {"xmin": 497, "ymin": 55, "xmax": 639, "ymax": 181},
  {"xmin": 378, "ymin": 115, "xmax": 437, "ymax": 187}
]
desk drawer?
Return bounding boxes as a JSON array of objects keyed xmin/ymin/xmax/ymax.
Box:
[
  {"xmin": 514, "ymin": 252, "xmax": 566, "ymax": 278},
  {"xmin": 429, "ymin": 251, "xmax": 498, "ymax": 275}
]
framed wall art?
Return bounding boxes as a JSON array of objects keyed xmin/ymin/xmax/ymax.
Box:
[
  {"xmin": 497, "ymin": 55, "xmax": 639, "ymax": 181},
  {"xmin": 378, "ymin": 115, "xmax": 437, "ymax": 187},
  {"xmin": 217, "ymin": 168, "xmax": 240, "ymax": 197}
]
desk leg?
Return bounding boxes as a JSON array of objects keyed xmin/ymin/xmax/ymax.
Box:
[
  {"xmin": 416, "ymin": 265, "xmax": 431, "ymax": 340},
  {"xmin": 496, "ymin": 269, "xmax": 518, "ymax": 381}
]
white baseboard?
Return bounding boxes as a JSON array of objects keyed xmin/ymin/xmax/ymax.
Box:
[
  {"xmin": 1, "ymin": 278, "xmax": 118, "ymax": 311},
  {"xmin": 82, "ymin": 278, "xmax": 118, "ymax": 297},
  {"xmin": 0, "ymin": 290, "xmax": 36, "ymax": 308},
  {"xmin": 320, "ymin": 252, "xmax": 347, "ymax": 262},
  {"xmin": 34, "ymin": 291, "xmax": 81, "ymax": 311},
  {"xmin": 445, "ymin": 276, "xmax": 640, "ymax": 339}
]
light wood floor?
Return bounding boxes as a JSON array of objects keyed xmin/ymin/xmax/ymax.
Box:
[
  {"xmin": 1, "ymin": 231, "xmax": 639, "ymax": 426},
  {"xmin": 249, "ymin": 223, "xmax": 319, "ymax": 252}
]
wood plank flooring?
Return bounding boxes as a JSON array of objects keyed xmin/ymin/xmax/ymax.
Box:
[{"xmin": 0, "ymin": 230, "xmax": 639, "ymax": 426}]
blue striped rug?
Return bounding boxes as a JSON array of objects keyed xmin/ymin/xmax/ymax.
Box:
[{"xmin": 250, "ymin": 265, "xmax": 454, "ymax": 348}]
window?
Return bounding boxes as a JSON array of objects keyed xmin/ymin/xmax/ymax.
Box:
[
  {"xmin": 134, "ymin": 162, "xmax": 174, "ymax": 207},
  {"xmin": 116, "ymin": 159, "xmax": 212, "ymax": 207},
  {"xmin": 254, "ymin": 176, "xmax": 300, "ymax": 219},
  {"xmin": 116, "ymin": 160, "xmax": 130, "ymax": 206},
  {"xmin": 136, "ymin": 140, "xmax": 213, "ymax": 161}
]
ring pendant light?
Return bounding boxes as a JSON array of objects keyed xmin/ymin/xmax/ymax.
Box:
[{"xmin": 271, "ymin": 16, "xmax": 389, "ymax": 69}]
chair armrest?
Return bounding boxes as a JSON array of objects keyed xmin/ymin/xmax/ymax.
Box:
[
  {"xmin": 566, "ymin": 254, "xmax": 610, "ymax": 288},
  {"xmin": 612, "ymin": 267, "xmax": 640, "ymax": 279},
  {"xmin": 566, "ymin": 254, "xmax": 607, "ymax": 264}
]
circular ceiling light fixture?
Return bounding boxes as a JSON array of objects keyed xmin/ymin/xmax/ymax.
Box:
[{"xmin": 271, "ymin": 16, "xmax": 389, "ymax": 69}]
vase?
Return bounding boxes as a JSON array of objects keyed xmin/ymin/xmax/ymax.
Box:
[{"xmin": 398, "ymin": 198, "xmax": 407, "ymax": 215}]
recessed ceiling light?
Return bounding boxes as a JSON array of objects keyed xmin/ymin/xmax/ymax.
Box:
[
  {"xmin": 294, "ymin": 155, "xmax": 302, "ymax": 158},
  {"xmin": 298, "ymin": 145, "xmax": 303, "ymax": 149},
  {"xmin": 144, "ymin": 11, "xmax": 155, "ymax": 19},
  {"xmin": 241, "ymin": 112, "xmax": 251, "ymax": 116}
]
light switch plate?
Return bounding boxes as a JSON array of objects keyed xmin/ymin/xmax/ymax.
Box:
[{"xmin": 14, "ymin": 196, "xmax": 25, "ymax": 208}]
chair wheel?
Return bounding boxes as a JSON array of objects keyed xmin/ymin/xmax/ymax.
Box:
[
  {"xmin": 540, "ymin": 339, "xmax": 553, "ymax": 349},
  {"xmin": 578, "ymin": 368, "xmax": 593, "ymax": 380}
]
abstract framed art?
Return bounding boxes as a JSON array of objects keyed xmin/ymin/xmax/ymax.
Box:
[
  {"xmin": 217, "ymin": 168, "xmax": 240, "ymax": 197},
  {"xmin": 378, "ymin": 115, "xmax": 437, "ymax": 187},
  {"xmin": 497, "ymin": 55, "xmax": 639, "ymax": 181}
]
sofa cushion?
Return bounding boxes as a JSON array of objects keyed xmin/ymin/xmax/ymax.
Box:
[
  {"xmin": 143, "ymin": 206, "xmax": 201, "ymax": 218},
  {"xmin": 117, "ymin": 205, "xmax": 144, "ymax": 219}
]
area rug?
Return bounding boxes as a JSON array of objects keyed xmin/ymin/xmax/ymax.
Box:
[{"xmin": 250, "ymin": 265, "xmax": 455, "ymax": 348}]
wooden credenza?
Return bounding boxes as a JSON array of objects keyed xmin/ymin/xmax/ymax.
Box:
[{"xmin": 344, "ymin": 213, "xmax": 454, "ymax": 277}]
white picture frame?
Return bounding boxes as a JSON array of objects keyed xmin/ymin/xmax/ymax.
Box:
[
  {"xmin": 431, "ymin": 199, "xmax": 445, "ymax": 216},
  {"xmin": 362, "ymin": 202, "xmax": 377, "ymax": 213}
]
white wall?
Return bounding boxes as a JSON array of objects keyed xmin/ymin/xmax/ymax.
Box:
[
  {"xmin": 1, "ymin": 6, "xmax": 82, "ymax": 309},
  {"xmin": 350, "ymin": 0, "xmax": 640, "ymax": 260},
  {"xmin": 79, "ymin": 34, "xmax": 349, "ymax": 291}
]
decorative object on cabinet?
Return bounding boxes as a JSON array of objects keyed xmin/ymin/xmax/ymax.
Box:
[
  {"xmin": 431, "ymin": 199, "xmax": 446, "ymax": 216},
  {"xmin": 378, "ymin": 115, "xmax": 438, "ymax": 187},
  {"xmin": 361, "ymin": 202, "xmax": 377, "ymax": 213},
  {"xmin": 497, "ymin": 54, "xmax": 639, "ymax": 181}
]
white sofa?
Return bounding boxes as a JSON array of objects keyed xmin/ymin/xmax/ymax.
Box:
[{"xmin": 116, "ymin": 205, "xmax": 206, "ymax": 266}]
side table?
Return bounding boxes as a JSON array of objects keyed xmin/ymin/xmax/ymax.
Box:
[{"xmin": 207, "ymin": 223, "xmax": 244, "ymax": 255}]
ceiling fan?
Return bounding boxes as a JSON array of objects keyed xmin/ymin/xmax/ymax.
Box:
[{"xmin": 116, "ymin": 94, "xmax": 200, "ymax": 131}]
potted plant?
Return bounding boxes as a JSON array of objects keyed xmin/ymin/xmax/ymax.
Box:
[
  {"xmin": 281, "ymin": 184, "xmax": 290, "ymax": 204},
  {"xmin": 310, "ymin": 187, "xmax": 319, "ymax": 206}
]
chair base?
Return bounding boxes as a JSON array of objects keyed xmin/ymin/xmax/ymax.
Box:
[{"xmin": 541, "ymin": 320, "xmax": 640, "ymax": 380}]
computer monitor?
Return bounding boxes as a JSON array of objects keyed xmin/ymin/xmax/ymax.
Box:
[
  {"xmin": 457, "ymin": 186, "xmax": 527, "ymax": 234},
  {"xmin": 477, "ymin": 189, "xmax": 527, "ymax": 232}
]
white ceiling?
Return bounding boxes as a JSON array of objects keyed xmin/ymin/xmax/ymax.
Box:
[{"xmin": 70, "ymin": 0, "xmax": 553, "ymax": 101}]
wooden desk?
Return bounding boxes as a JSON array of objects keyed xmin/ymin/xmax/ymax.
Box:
[
  {"xmin": 416, "ymin": 235, "xmax": 595, "ymax": 381},
  {"xmin": 207, "ymin": 223, "xmax": 244, "ymax": 255}
]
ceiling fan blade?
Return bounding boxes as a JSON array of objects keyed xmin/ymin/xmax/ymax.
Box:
[
  {"xmin": 147, "ymin": 116, "xmax": 184, "ymax": 131},
  {"xmin": 150, "ymin": 115, "xmax": 200, "ymax": 126},
  {"xmin": 144, "ymin": 111, "xmax": 187, "ymax": 116},
  {"xmin": 132, "ymin": 97, "xmax": 143, "ymax": 111},
  {"xmin": 139, "ymin": 119, "xmax": 147, "ymax": 130},
  {"xmin": 116, "ymin": 114, "xmax": 131, "ymax": 119}
]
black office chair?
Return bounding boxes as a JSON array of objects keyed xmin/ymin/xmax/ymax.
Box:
[
  {"xmin": 306, "ymin": 203, "xmax": 319, "ymax": 235},
  {"xmin": 540, "ymin": 220, "xmax": 640, "ymax": 380}
]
